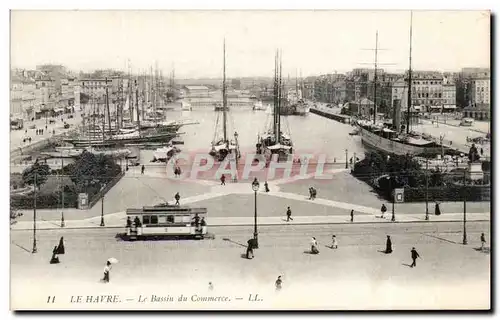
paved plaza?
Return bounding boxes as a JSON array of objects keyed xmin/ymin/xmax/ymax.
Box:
[{"xmin": 10, "ymin": 222, "xmax": 490, "ymax": 310}]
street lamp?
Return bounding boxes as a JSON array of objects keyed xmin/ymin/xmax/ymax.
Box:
[
  {"xmin": 32, "ymin": 173, "xmax": 38, "ymax": 253},
  {"xmin": 251, "ymin": 178, "xmax": 260, "ymax": 249},
  {"xmin": 345, "ymin": 149, "xmax": 348, "ymax": 169},
  {"xmin": 386, "ymin": 176, "xmax": 396, "ymax": 222},
  {"xmin": 425, "ymin": 159, "xmax": 429, "ymax": 221},
  {"xmin": 463, "ymin": 170, "xmax": 468, "ymax": 245},
  {"xmin": 100, "ymin": 183, "xmax": 105, "ymax": 227}
]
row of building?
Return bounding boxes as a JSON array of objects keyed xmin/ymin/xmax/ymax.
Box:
[
  {"xmin": 10, "ymin": 65, "xmax": 78, "ymax": 120},
  {"xmin": 302, "ymin": 67, "xmax": 490, "ymax": 120}
]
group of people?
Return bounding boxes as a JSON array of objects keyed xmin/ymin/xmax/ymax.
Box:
[
  {"xmin": 308, "ymin": 187, "xmax": 317, "ymax": 200},
  {"xmin": 22, "ymin": 137, "xmax": 32, "ymax": 144},
  {"xmin": 174, "ymin": 166, "xmax": 182, "ymax": 177}
]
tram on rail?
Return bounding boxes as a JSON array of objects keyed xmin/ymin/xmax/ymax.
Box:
[{"xmin": 124, "ymin": 205, "xmax": 208, "ymax": 240}]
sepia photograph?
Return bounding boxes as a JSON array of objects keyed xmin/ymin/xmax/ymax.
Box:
[{"xmin": 9, "ymin": 9, "xmax": 491, "ymax": 310}]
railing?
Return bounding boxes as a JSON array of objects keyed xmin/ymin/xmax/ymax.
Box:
[{"xmin": 87, "ymin": 171, "xmax": 125, "ymax": 209}]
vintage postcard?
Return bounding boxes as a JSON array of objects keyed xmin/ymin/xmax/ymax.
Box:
[{"xmin": 9, "ymin": 10, "xmax": 491, "ymax": 310}]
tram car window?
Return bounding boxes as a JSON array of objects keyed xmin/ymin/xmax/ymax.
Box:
[
  {"xmin": 143, "ymin": 216, "xmax": 150, "ymax": 224},
  {"xmin": 150, "ymin": 215, "xmax": 158, "ymax": 224},
  {"xmin": 167, "ymin": 215, "xmax": 175, "ymax": 223}
]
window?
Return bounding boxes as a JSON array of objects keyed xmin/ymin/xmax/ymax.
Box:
[
  {"xmin": 150, "ymin": 215, "xmax": 158, "ymax": 224},
  {"xmin": 143, "ymin": 215, "xmax": 150, "ymax": 224},
  {"xmin": 439, "ymin": 93, "xmax": 442, "ymax": 98},
  {"xmin": 426, "ymin": 93, "xmax": 429, "ymax": 98},
  {"xmin": 167, "ymin": 215, "xmax": 175, "ymax": 223}
]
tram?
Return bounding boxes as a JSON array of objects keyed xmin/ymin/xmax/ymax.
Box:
[{"xmin": 124, "ymin": 205, "xmax": 208, "ymax": 240}]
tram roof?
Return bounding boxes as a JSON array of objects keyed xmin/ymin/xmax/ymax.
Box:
[{"xmin": 126, "ymin": 206, "xmax": 207, "ymax": 215}]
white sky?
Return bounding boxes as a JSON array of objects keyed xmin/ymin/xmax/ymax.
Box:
[{"xmin": 10, "ymin": 10, "xmax": 490, "ymax": 78}]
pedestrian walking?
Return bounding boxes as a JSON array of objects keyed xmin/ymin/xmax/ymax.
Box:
[
  {"xmin": 480, "ymin": 233, "xmax": 486, "ymax": 251},
  {"xmin": 56, "ymin": 236, "xmax": 65, "ymax": 254},
  {"xmin": 126, "ymin": 164, "xmax": 129, "ymax": 171},
  {"xmin": 208, "ymin": 282, "xmax": 214, "ymax": 291},
  {"xmin": 50, "ymin": 246, "xmax": 60, "ymax": 264},
  {"xmin": 45, "ymin": 125, "xmax": 47, "ymax": 130},
  {"xmin": 25, "ymin": 129, "xmax": 27, "ymax": 134},
  {"xmin": 141, "ymin": 165, "xmax": 145, "ymax": 175},
  {"xmin": 28, "ymin": 137, "xmax": 32, "ymax": 143},
  {"xmin": 246, "ymin": 238, "xmax": 255, "ymax": 259},
  {"xmin": 350, "ymin": 209, "xmax": 354, "ymax": 222},
  {"xmin": 286, "ymin": 206, "xmax": 293, "ymax": 222},
  {"xmin": 53, "ymin": 129, "xmax": 55, "ymax": 135},
  {"xmin": 310, "ymin": 237, "xmax": 319, "ymax": 254},
  {"xmin": 380, "ymin": 204, "xmax": 387, "ymax": 218},
  {"xmin": 126, "ymin": 217, "xmax": 132, "ymax": 228},
  {"xmin": 331, "ymin": 235, "xmax": 338, "ymax": 249},
  {"xmin": 264, "ymin": 181, "xmax": 270, "ymax": 192},
  {"xmin": 220, "ymin": 174, "xmax": 226, "ymax": 185},
  {"xmin": 311, "ymin": 187, "xmax": 317, "ymax": 200},
  {"xmin": 434, "ymin": 202, "xmax": 441, "ymax": 216},
  {"xmin": 175, "ymin": 192, "xmax": 181, "ymax": 206},
  {"xmin": 410, "ymin": 247, "xmax": 420, "ymax": 268},
  {"xmin": 385, "ymin": 235, "xmax": 393, "ymax": 254},
  {"xmin": 102, "ymin": 261, "xmax": 112, "ymax": 283},
  {"xmin": 275, "ymin": 276, "xmax": 283, "ymax": 291}
]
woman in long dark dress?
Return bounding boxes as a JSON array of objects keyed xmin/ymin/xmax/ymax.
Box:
[
  {"xmin": 385, "ymin": 235, "xmax": 393, "ymax": 254},
  {"xmin": 435, "ymin": 202, "xmax": 441, "ymax": 216},
  {"xmin": 50, "ymin": 246, "xmax": 60, "ymax": 264},
  {"xmin": 56, "ymin": 237, "xmax": 65, "ymax": 254}
]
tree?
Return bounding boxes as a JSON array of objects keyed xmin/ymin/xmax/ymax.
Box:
[
  {"xmin": 67, "ymin": 150, "xmax": 121, "ymax": 193},
  {"xmin": 22, "ymin": 160, "xmax": 50, "ymax": 189}
]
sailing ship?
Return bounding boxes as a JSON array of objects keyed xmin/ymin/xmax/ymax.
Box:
[
  {"xmin": 256, "ymin": 50, "xmax": 294, "ymax": 162},
  {"xmin": 64, "ymin": 78, "xmax": 179, "ymax": 148},
  {"xmin": 209, "ymin": 40, "xmax": 241, "ymax": 162},
  {"xmin": 357, "ymin": 17, "xmax": 442, "ymax": 156}
]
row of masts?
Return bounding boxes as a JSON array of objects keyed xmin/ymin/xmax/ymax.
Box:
[{"xmin": 83, "ymin": 62, "xmax": 174, "ymax": 139}]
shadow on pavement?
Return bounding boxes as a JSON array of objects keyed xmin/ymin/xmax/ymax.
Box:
[
  {"xmin": 402, "ymin": 263, "xmax": 412, "ymax": 268},
  {"xmin": 222, "ymin": 238, "xmax": 247, "ymax": 248},
  {"xmin": 474, "ymin": 247, "xmax": 490, "ymax": 254},
  {"xmin": 11, "ymin": 241, "xmax": 31, "ymax": 253}
]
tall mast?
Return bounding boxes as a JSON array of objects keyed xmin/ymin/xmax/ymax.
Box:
[
  {"xmin": 406, "ymin": 12, "xmax": 413, "ymax": 134},
  {"xmin": 278, "ymin": 50, "xmax": 283, "ymax": 142},
  {"xmin": 105, "ymin": 77, "xmax": 112, "ymax": 138},
  {"xmin": 222, "ymin": 39, "xmax": 227, "ymax": 142},
  {"xmin": 273, "ymin": 50, "xmax": 278, "ymax": 139},
  {"xmin": 373, "ymin": 31, "xmax": 378, "ymax": 124},
  {"xmin": 135, "ymin": 79, "xmax": 140, "ymax": 130}
]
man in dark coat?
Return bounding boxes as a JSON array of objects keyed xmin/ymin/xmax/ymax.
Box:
[
  {"xmin": 286, "ymin": 206, "xmax": 293, "ymax": 222},
  {"xmin": 246, "ymin": 239, "xmax": 255, "ymax": 259},
  {"xmin": 381, "ymin": 204, "xmax": 387, "ymax": 218},
  {"xmin": 264, "ymin": 181, "xmax": 270, "ymax": 192},
  {"xmin": 385, "ymin": 235, "xmax": 393, "ymax": 254},
  {"xmin": 175, "ymin": 192, "xmax": 181, "ymax": 206},
  {"xmin": 56, "ymin": 237, "xmax": 65, "ymax": 254},
  {"xmin": 220, "ymin": 174, "xmax": 226, "ymax": 185},
  {"xmin": 410, "ymin": 247, "xmax": 420, "ymax": 268},
  {"xmin": 141, "ymin": 165, "xmax": 145, "ymax": 175},
  {"xmin": 350, "ymin": 210, "xmax": 354, "ymax": 222}
]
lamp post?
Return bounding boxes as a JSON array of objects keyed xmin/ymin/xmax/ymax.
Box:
[
  {"xmin": 251, "ymin": 178, "xmax": 260, "ymax": 249},
  {"xmin": 100, "ymin": 184, "xmax": 105, "ymax": 227},
  {"xmin": 425, "ymin": 158, "xmax": 429, "ymax": 221},
  {"xmin": 463, "ymin": 169, "xmax": 468, "ymax": 245},
  {"xmin": 345, "ymin": 149, "xmax": 348, "ymax": 169},
  {"xmin": 32, "ymin": 173, "xmax": 37, "ymax": 253}
]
